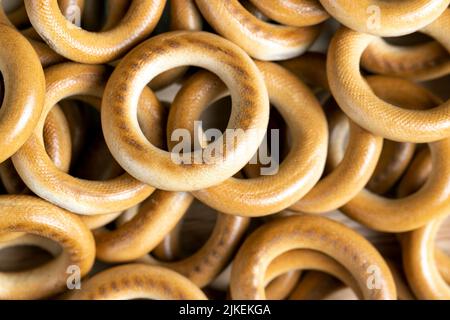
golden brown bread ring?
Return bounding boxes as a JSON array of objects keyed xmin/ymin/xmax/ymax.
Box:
[
  {"xmin": 102, "ymin": 31, "xmax": 270, "ymax": 191},
  {"xmin": 0, "ymin": 195, "xmax": 95, "ymax": 299},
  {"xmin": 12, "ymin": 63, "xmax": 157, "ymax": 215},
  {"xmin": 335, "ymin": 76, "xmax": 449, "ymax": 232},
  {"xmin": 230, "ymin": 215, "xmax": 396, "ymax": 300},
  {"xmin": 68, "ymin": 264, "xmax": 207, "ymax": 300},
  {"xmin": 195, "ymin": 0, "xmax": 321, "ymax": 60},
  {"xmin": 24, "ymin": 0, "xmax": 166, "ymax": 63},
  {"xmin": 0, "ymin": 24, "xmax": 45, "ymax": 164},
  {"xmin": 116, "ymin": 198, "xmax": 250, "ymax": 287},
  {"xmin": 284, "ymin": 57, "xmax": 411, "ymax": 212},
  {"xmin": 281, "ymin": 54, "xmax": 422, "ymax": 201},
  {"xmin": 327, "ymin": 27, "xmax": 450, "ymax": 143},
  {"xmin": 168, "ymin": 61, "xmax": 328, "ymax": 216}
]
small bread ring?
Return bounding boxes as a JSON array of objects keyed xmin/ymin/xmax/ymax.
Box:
[
  {"xmin": 12, "ymin": 63, "xmax": 157, "ymax": 215},
  {"xmin": 24, "ymin": 0, "xmax": 166, "ymax": 63},
  {"xmin": 102, "ymin": 31, "xmax": 270, "ymax": 191},
  {"xmin": 337, "ymin": 76, "xmax": 449, "ymax": 232},
  {"xmin": 0, "ymin": 24, "xmax": 45, "ymax": 163},
  {"xmin": 0, "ymin": 195, "xmax": 95, "ymax": 299},
  {"xmin": 230, "ymin": 215, "xmax": 396, "ymax": 300},
  {"xmin": 168, "ymin": 61, "xmax": 327, "ymax": 215},
  {"xmin": 327, "ymin": 27, "xmax": 450, "ymax": 143}
]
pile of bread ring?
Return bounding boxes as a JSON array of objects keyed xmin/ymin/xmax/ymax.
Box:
[{"xmin": 0, "ymin": 0, "xmax": 449, "ymax": 300}]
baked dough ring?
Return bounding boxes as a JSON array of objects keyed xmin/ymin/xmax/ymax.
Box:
[
  {"xmin": 0, "ymin": 195, "xmax": 95, "ymax": 299},
  {"xmin": 102, "ymin": 31, "xmax": 270, "ymax": 191}
]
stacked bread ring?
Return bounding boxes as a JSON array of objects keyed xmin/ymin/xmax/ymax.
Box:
[{"xmin": 0, "ymin": 0, "xmax": 448, "ymax": 301}]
